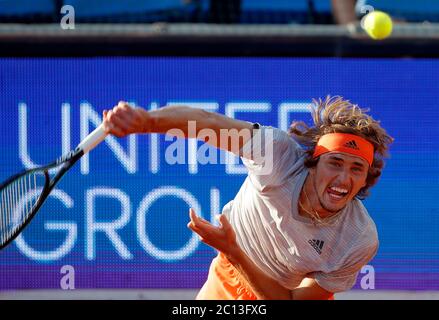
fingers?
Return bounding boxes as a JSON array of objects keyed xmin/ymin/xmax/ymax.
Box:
[
  {"xmin": 102, "ymin": 101, "xmax": 134, "ymax": 137},
  {"xmin": 102, "ymin": 110, "xmax": 110, "ymax": 133},
  {"xmin": 118, "ymin": 101, "xmax": 130, "ymax": 109},
  {"xmin": 103, "ymin": 110, "xmax": 126, "ymax": 137},
  {"xmin": 113, "ymin": 101, "xmax": 132, "ymax": 119},
  {"xmin": 187, "ymin": 208, "xmax": 206, "ymax": 241},
  {"xmin": 218, "ymin": 214, "xmax": 236, "ymax": 238},
  {"xmin": 189, "ymin": 207, "xmax": 197, "ymax": 221},
  {"xmin": 187, "ymin": 208, "xmax": 217, "ymax": 237},
  {"xmin": 188, "ymin": 209, "xmax": 229, "ymax": 230},
  {"xmin": 187, "ymin": 209, "xmax": 237, "ymax": 253},
  {"xmin": 102, "ymin": 110, "xmax": 111, "ymax": 133},
  {"xmin": 188, "ymin": 208, "xmax": 199, "ymax": 229},
  {"xmin": 218, "ymin": 214, "xmax": 230, "ymax": 229},
  {"xmin": 189, "ymin": 208, "xmax": 211, "ymax": 225}
]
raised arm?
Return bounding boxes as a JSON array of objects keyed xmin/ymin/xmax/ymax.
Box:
[{"xmin": 103, "ymin": 101, "xmax": 254, "ymax": 153}]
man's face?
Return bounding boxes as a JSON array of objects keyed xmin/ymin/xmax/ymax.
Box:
[{"xmin": 309, "ymin": 152, "xmax": 369, "ymax": 214}]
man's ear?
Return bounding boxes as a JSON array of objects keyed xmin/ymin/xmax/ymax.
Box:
[{"xmin": 361, "ymin": 179, "xmax": 367, "ymax": 188}]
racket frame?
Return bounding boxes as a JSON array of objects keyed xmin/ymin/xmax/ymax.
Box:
[{"xmin": 0, "ymin": 124, "xmax": 106, "ymax": 250}]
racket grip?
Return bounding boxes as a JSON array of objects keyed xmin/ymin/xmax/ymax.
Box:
[{"xmin": 77, "ymin": 124, "xmax": 108, "ymax": 154}]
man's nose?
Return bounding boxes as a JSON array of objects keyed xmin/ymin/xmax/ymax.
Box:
[{"xmin": 337, "ymin": 169, "xmax": 351, "ymax": 186}]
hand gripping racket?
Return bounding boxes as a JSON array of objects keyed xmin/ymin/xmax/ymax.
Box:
[{"xmin": 0, "ymin": 124, "xmax": 107, "ymax": 250}]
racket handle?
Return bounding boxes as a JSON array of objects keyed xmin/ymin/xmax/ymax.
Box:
[{"xmin": 77, "ymin": 124, "xmax": 108, "ymax": 154}]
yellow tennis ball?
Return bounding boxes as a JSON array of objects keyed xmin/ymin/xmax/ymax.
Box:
[{"xmin": 363, "ymin": 11, "xmax": 393, "ymax": 40}]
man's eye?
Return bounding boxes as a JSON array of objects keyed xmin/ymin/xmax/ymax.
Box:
[
  {"xmin": 352, "ymin": 167, "xmax": 363, "ymax": 172},
  {"xmin": 330, "ymin": 162, "xmax": 341, "ymax": 167}
]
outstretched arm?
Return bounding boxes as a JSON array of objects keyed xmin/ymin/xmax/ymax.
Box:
[
  {"xmin": 188, "ymin": 208, "xmax": 333, "ymax": 300},
  {"xmin": 102, "ymin": 101, "xmax": 254, "ymax": 154}
]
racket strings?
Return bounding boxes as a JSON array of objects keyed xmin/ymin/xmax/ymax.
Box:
[{"xmin": 0, "ymin": 172, "xmax": 45, "ymax": 246}]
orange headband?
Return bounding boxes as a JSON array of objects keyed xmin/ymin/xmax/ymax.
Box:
[{"xmin": 313, "ymin": 133, "xmax": 374, "ymax": 166}]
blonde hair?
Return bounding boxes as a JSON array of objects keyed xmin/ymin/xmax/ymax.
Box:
[{"xmin": 289, "ymin": 96, "xmax": 394, "ymax": 199}]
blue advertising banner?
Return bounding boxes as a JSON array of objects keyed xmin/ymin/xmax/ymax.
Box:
[{"xmin": 0, "ymin": 57, "xmax": 438, "ymax": 290}]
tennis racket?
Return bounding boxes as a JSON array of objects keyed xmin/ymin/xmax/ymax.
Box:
[{"xmin": 0, "ymin": 124, "xmax": 108, "ymax": 250}]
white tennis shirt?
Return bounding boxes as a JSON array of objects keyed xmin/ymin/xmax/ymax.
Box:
[{"xmin": 223, "ymin": 126, "xmax": 379, "ymax": 293}]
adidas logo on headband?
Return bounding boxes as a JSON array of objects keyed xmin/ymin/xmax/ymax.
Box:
[
  {"xmin": 313, "ymin": 133, "xmax": 374, "ymax": 166},
  {"xmin": 343, "ymin": 140, "xmax": 360, "ymax": 150}
]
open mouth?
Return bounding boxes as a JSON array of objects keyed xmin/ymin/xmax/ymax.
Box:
[{"xmin": 326, "ymin": 186, "xmax": 349, "ymax": 202}]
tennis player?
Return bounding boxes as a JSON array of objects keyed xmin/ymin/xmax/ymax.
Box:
[{"xmin": 102, "ymin": 96, "xmax": 393, "ymax": 300}]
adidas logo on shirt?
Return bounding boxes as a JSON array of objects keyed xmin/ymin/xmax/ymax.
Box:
[
  {"xmin": 343, "ymin": 140, "xmax": 360, "ymax": 150},
  {"xmin": 308, "ymin": 239, "xmax": 324, "ymax": 255}
]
